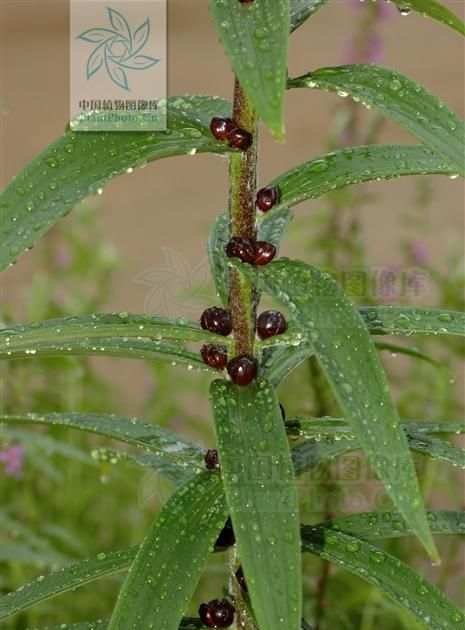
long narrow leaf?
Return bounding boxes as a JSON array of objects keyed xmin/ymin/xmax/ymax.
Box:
[
  {"xmin": 0, "ymin": 413, "xmax": 204, "ymax": 484},
  {"xmin": 0, "ymin": 314, "xmax": 231, "ymax": 348},
  {"xmin": 286, "ymin": 416, "xmax": 465, "ymax": 439},
  {"xmin": 291, "ymin": 437, "xmax": 359, "ymax": 477},
  {"xmin": 374, "ymin": 340, "xmax": 442, "ymax": 367},
  {"xmin": 0, "ymin": 96, "xmax": 234, "ymax": 271},
  {"xmin": 390, "ymin": 0, "xmax": 465, "ymax": 36},
  {"xmin": 0, "ymin": 547, "xmax": 136, "ymax": 621},
  {"xmin": 288, "ymin": 65, "xmax": 465, "ymax": 175},
  {"xmin": 208, "ymin": 0, "xmax": 289, "ymax": 139},
  {"xmin": 260, "ymin": 343, "xmax": 313, "ymax": 386},
  {"xmin": 233, "ymin": 258, "xmax": 438, "ymax": 560},
  {"xmin": 360, "ymin": 306, "xmax": 465, "ymax": 337},
  {"xmin": 28, "ymin": 622, "xmax": 205, "ymax": 630},
  {"xmin": 264, "ymin": 145, "xmax": 453, "ymax": 215},
  {"xmin": 210, "ymin": 379, "xmax": 302, "ymax": 630},
  {"xmin": 260, "ymin": 308, "xmax": 465, "ymax": 351},
  {"xmin": 407, "ymin": 432, "xmax": 465, "ymax": 468},
  {"xmin": 289, "ymin": 0, "xmax": 465, "ymax": 37},
  {"xmin": 207, "ymin": 212, "xmax": 230, "ymax": 306},
  {"xmin": 315, "ymin": 510, "xmax": 465, "ymax": 540},
  {"xmin": 0, "ymin": 336, "xmax": 215, "ymax": 373},
  {"xmin": 301, "ymin": 528, "xmax": 464, "ymax": 630},
  {"xmin": 289, "ymin": 0, "xmax": 329, "ymax": 32},
  {"xmin": 108, "ymin": 472, "xmax": 227, "ymax": 630},
  {"xmin": 286, "ymin": 420, "xmax": 465, "ymax": 474}
]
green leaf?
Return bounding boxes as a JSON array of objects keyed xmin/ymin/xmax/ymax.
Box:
[
  {"xmin": 291, "ymin": 436, "xmax": 359, "ymax": 477},
  {"xmin": 286, "ymin": 417, "xmax": 465, "ymax": 440},
  {"xmin": 208, "ymin": 0, "xmax": 289, "ymax": 139},
  {"xmin": 260, "ymin": 342, "xmax": 313, "ymax": 386},
  {"xmin": 263, "ymin": 145, "xmax": 454, "ymax": 214},
  {"xmin": 289, "ymin": 0, "xmax": 329, "ymax": 32},
  {"xmin": 407, "ymin": 432, "xmax": 465, "ymax": 469},
  {"xmin": 360, "ymin": 306, "xmax": 465, "ymax": 337},
  {"xmin": 315, "ymin": 510, "xmax": 465, "ymax": 540},
  {"xmin": 390, "ymin": 0, "xmax": 465, "ymax": 36},
  {"xmin": 289, "ymin": 0, "xmax": 465, "ymax": 38},
  {"xmin": 406, "ymin": 421, "xmax": 465, "ymax": 435},
  {"xmin": 30, "ymin": 623, "xmax": 108, "ymax": 630},
  {"xmin": 258, "ymin": 206, "xmax": 293, "ymax": 246},
  {"xmin": 0, "ymin": 313, "xmax": 231, "ymax": 348},
  {"xmin": 26, "ymin": 617, "xmax": 205, "ymax": 630},
  {"xmin": 210, "ymin": 379, "xmax": 302, "ymax": 630},
  {"xmin": 0, "ymin": 336, "xmax": 215, "ymax": 373},
  {"xmin": 233, "ymin": 258, "xmax": 438, "ymax": 561},
  {"xmin": 0, "ymin": 95, "xmax": 233, "ymax": 272},
  {"xmin": 301, "ymin": 528, "xmax": 464, "ymax": 630},
  {"xmin": 374, "ymin": 340, "xmax": 442, "ymax": 367},
  {"xmin": 208, "ymin": 212, "xmax": 230, "ymax": 307},
  {"xmin": 0, "ymin": 546, "xmax": 136, "ymax": 621},
  {"xmin": 288, "ymin": 65, "xmax": 465, "ymax": 175},
  {"xmin": 260, "ymin": 308, "xmax": 465, "ymax": 351},
  {"xmin": 286, "ymin": 416, "xmax": 465, "ymax": 469},
  {"xmin": 0, "ymin": 412, "xmax": 203, "ymax": 485},
  {"xmin": 108, "ymin": 472, "xmax": 227, "ymax": 630},
  {"xmin": 29, "ymin": 620, "xmax": 207, "ymax": 630}
]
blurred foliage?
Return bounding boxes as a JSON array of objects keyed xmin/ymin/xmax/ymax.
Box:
[{"xmin": 1, "ymin": 3, "xmax": 463, "ymax": 629}]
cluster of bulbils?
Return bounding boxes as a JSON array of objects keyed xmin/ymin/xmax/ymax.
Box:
[{"xmin": 200, "ymin": 115, "xmax": 285, "ymax": 388}]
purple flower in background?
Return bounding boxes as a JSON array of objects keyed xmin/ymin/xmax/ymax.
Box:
[
  {"xmin": 0, "ymin": 445, "xmax": 25, "ymax": 478},
  {"xmin": 410, "ymin": 240, "xmax": 430, "ymax": 265},
  {"xmin": 348, "ymin": 0, "xmax": 396, "ymax": 21},
  {"xmin": 53, "ymin": 243, "xmax": 72, "ymax": 269},
  {"xmin": 342, "ymin": 0, "xmax": 396, "ymax": 65},
  {"xmin": 342, "ymin": 34, "xmax": 384, "ymax": 65}
]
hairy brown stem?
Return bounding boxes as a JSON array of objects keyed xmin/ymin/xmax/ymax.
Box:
[
  {"xmin": 227, "ymin": 79, "xmax": 259, "ymax": 629},
  {"xmin": 228, "ymin": 79, "xmax": 259, "ymax": 357}
]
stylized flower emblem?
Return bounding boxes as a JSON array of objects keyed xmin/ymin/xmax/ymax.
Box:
[
  {"xmin": 134, "ymin": 248, "xmax": 213, "ymax": 318},
  {"xmin": 77, "ymin": 7, "xmax": 160, "ymax": 91}
]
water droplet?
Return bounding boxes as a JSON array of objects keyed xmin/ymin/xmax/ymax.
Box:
[
  {"xmin": 389, "ymin": 79, "xmax": 402, "ymax": 92},
  {"xmin": 308, "ymin": 159, "xmax": 329, "ymax": 173}
]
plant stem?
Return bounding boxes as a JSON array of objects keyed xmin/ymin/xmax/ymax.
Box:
[
  {"xmin": 230, "ymin": 547, "xmax": 258, "ymax": 630},
  {"xmin": 228, "ymin": 79, "xmax": 259, "ymax": 357},
  {"xmin": 227, "ymin": 79, "xmax": 259, "ymax": 629}
]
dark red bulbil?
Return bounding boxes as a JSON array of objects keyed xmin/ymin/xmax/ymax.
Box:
[
  {"xmin": 204, "ymin": 449, "xmax": 220, "ymax": 470},
  {"xmin": 199, "ymin": 599, "xmax": 235, "ymax": 628},
  {"xmin": 210, "ymin": 117, "xmax": 235, "ymax": 142},
  {"xmin": 200, "ymin": 307, "xmax": 232, "ymax": 337},
  {"xmin": 239, "ymin": 0, "xmax": 255, "ymax": 4},
  {"xmin": 254, "ymin": 241, "xmax": 276, "ymax": 266},
  {"xmin": 200, "ymin": 344, "xmax": 228, "ymax": 370},
  {"xmin": 256, "ymin": 186, "xmax": 280, "ymax": 213},
  {"xmin": 227, "ymin": 354, "xmax": 258, "ymax": 386},
  {"xmin": 214, "ymin": 517, "xmax": 235, "ymax": 549},
  {"xmin": 225, "ymin": 237, "xmax": 256, "ymax": 264},
  {"xmin": 256, "ymin": 310, "xmax": 287, "ymax": 340},
  {"xmin": 226, "ymin": 127, "xmax": 252, "ymax": 151}
]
